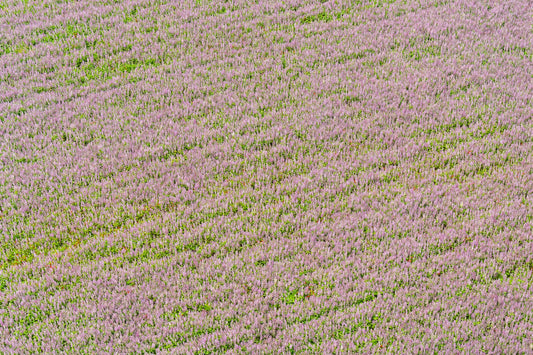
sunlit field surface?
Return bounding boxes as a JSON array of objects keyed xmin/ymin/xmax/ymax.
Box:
[{"xmin": 1, "ymin": 0, "xmax": 532, "ymax": 353}]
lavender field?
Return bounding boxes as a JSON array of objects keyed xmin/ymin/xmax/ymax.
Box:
[{"xmin": 1, "ymin": 0, "xmax": 533, "ymax": 353}]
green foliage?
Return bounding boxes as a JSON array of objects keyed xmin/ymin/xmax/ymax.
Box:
[{"xmin": 301, "ymin": 11, "xmax": 334, "ymax": 24}]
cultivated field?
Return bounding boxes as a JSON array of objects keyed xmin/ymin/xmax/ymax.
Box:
[{"xmin": 1, "ymin": 0, "xmax": 532, "ymax": 353}]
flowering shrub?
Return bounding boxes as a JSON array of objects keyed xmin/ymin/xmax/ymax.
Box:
[{"xmin": 1, "ymin": 0, "xmax": 532, "ymax": 353}]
